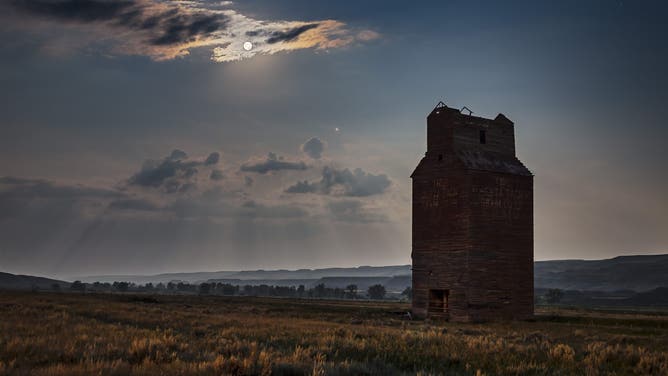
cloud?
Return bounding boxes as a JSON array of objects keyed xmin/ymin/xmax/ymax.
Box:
[
  {"xmin": 151, "ymin": 12, "xmax": 227, "ymax": 46},
  {"xmin": 10, "ymin": 0, "xmax": 229, "ymax": 58},
  {"xmin": 244, "ymin": 176, "xmax": 254, "ymax": 187},
  {"xmin": 8, "ymin": 0, "xmax": 380, "ymax": 62},
  {"xmin": 266, "ymin": 23, "xmax": 319, "ymax": 44},
  {"xmin": 286, "ymin": 166, "xmax": 391, "ymax": 197},
  {"xmin": 327, "ymin": 200, "xmax": 387, "ymax": 223},
  {"xmin": 0, "ymin": 176, "xmax": 125, "ymax": 222},
  {"xmin": 301, "ymin": 137, "xmax": 325, "ymax": 159},
  {"xmin": 127, "ymin": 149, "xmax": 219, "ymax": 193},
  {"xmin": 284, "ymin": 180, "xmax": 318, "ymax": 194},
  {"xmin": 204, "ymin": 152, "xmax": 220, "ymax": 165},
  {"xmin": 209, "ymin": 169, "xmax": 224, "ymax": 180},
  {"xmin": 240, "ymin": 152, "xmax": 307, "ymax": 174},
  {"xmin": 169, "ymin": 149, "xmax": 188, "ymax": 160},
  {"xmin": 0, "ymin": 176, "xmax": 123, "ymax": 199},
  {"xmin": 212, "ymin": 14, "xmax": 380, "ymax": 62},
  {"xmin": 129, "ymin": 157, "xmax": 190, "ymax": 188}
]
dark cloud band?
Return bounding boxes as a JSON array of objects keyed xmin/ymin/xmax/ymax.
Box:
[
  {"xmin": 266, "ymin": 23, "xmax": 319, "ymax": 44},
  {"xmin": 10, "ymin": 0, "xmax": 230, "ymax": 47},
  {"xmin": 286, "ymin": 166, "xmax": 391, "ymax": 197},
  {"xmin": 240, "ymin": 153, "xmax": 307, "ymax": 174},
  {"xmin": 8, "ymin": 0, "xmax": 379, "ymax": 62},
  {"xmin": 128, "ymin": 149, "xmax": 220, "ymax": 193}
]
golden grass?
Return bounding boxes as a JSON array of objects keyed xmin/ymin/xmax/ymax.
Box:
[{"xmin": 1, "ymin": 292, "xmax": 667, "ymax": 375}]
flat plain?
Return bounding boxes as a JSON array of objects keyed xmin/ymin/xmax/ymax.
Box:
[{"xmin": 1, "ymin": 291, "xmax": 667, "ymax": 375}]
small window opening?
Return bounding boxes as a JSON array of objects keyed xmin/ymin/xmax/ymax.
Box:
[
  {"xmin": 479, "ymin": 130, "xmax": 487, "ymax": 144},
  {"xmin": 438, "ymin": 154, "xmax": 443, "ymax": 161},
  {"xmin": 429, "ymin": 289, "xmax": 449, "ymax": 314}
]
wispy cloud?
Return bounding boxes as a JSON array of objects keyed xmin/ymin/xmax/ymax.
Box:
[{"xmin": 8, "ymin": 0, "xmax": 380, "ymax": 62}]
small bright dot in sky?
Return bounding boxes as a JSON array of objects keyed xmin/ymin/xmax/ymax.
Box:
[
  {"xmin": 243, "ymin": 41, "xmax": 253, "ymax": 51},
  {"xmin": 335, "ymin": 127, "xmax": 340, "ymax": 132}
]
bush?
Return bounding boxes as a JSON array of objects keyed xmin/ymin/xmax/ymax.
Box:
[{"xmin": 367, "ymin": 284, "xmax": 386, "ymax": 300}]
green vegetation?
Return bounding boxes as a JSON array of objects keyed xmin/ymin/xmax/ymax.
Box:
[{"xmin": 1, "ymin": 291, "xmax": 667, "ymax": 375}]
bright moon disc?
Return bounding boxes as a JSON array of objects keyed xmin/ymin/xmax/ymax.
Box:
[{"xmin": 243, "ymin": 42, "xmax": 253, "ymax": 51}]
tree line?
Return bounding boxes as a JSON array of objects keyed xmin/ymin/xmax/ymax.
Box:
[{"xmin": 66, "ymin": 280, "xmax": 414, "ymax": 301}]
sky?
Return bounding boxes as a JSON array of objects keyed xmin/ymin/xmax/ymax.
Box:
[{"xmin": 1, "ymin": 0, "xmax": 667, "ymax": 279}]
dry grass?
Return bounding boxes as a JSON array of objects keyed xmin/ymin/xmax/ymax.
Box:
[{"xmin": 1, "ymin": 292, "xmax": 667, "ymax": 375}]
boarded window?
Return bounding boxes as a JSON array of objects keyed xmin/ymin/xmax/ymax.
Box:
[
  {"xmin": 479, "ymin": 130, "xmax": 486, "ymax": 144},
  {"xmin": 428, "ymin": 289, "xmax": 449, "ymax": 314}
]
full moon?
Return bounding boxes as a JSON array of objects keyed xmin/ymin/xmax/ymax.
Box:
[{"xmin": 243, "ymin": 42, "xmax": 253, "ymax": 51}]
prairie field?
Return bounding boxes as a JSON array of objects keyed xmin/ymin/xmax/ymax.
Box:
[{"xmin": 1, "ymin": 292, "xmax": 667, "ymax": 375}]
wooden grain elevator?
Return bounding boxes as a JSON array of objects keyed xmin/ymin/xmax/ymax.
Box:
[{"xmin": 411, "ymin": 102, "xmax": 533, "ymax": 322}]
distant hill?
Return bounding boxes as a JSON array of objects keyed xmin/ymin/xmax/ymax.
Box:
[
  {"xmin": 77, "ymin": 265, "xmax": 412, "ymax": 285},
  {"xmin": 535, "ymin": 286, "xmax": 668, "ymax": 307},
  {"xmin": 34, "ymin": 253, "xmax": 668, "ymax": 294},
  {"xmin": 535, "ymin": 254, "xmax": 668, "ymax": 292},
  {"xmin": 228, "ymin": 265, "xmax": 410, "ymax": 280},
  {"xmin": 0, "ymin": 272, "xmax": 69, "ymax": 291},
  {"xmin": 76, "ymin": 271, "xmax": 239, "ymax": 285},
  {"xmin": 624, "ymin": 287, "xmax": 668, "ymax": 306},
  {"xmin": 207, "ymin": 278, "xmax": 317, "ymax": 288}
]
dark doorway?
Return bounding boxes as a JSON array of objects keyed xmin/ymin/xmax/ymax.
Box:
[{"xmin": 428, "ymin": 289, "xmax": 449, "ymax": 314}]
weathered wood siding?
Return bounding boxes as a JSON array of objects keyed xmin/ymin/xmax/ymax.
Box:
[{"xmin": 411, "ymin": 105, "xmax": 533, "ymax": 322}]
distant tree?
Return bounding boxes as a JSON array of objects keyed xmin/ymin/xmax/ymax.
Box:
[
  {"xmin": 297, "ymin": 285, "xmax": 305, "ymax": 298},
  {"xmin": 401, "ymin": 286, "xmax": 413, "ymax": 299},
  {"xmin": 199, "ymin": 283, "xmax": 211, "ymax": 295},
  {"xmin": 220, "ymin": 283, "xmax": 237, "ymax": 296},
  {"xmin": 333, "ymin": 287, "xmax": 345, "ymax": 299},
  {"xmin": 176, "ymin": 282, "xmax": 196, "ymax": 292},
  {"xmin": 145, "ymin": 282, "xmax": 154, "ymax": 290},
  {"xmin": 51, "ymin": 283, "xmax": 61, "ymax": 292},
  {"xmin": 545, "ymin": 289, "xmax": 564, "ymax": 304},
  {"xmin": 167, "ymin": 282, "xmax": 175, "ymax": 290},
  {"xmin": 346, "ymin": 284, "xmax": 358, "ymax": 299},
  {"xmin": 113, "ymin": 281, "xmax": 129, "ymax": 292},
  {"xmin": 258, "ymin": 284, "xmax": 271, "ymax": 296},
  {"xmin": 70, "ymin": 280, "xmax": 86, "ymax": 292},
  {"xmin": 156, "ymin": 283, "xmax": 166, "ymax": 290},
  {"xmin": 313, "ymin": 283, "xmax": 327, "ymax": 298},
  {"xmin": 368, "ymin": 284, "xmax": 386, "ymax": 300}
]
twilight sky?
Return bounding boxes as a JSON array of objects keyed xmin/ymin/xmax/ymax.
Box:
[{"xmin": 1, "ymin": 0, "xmax": 667, "ymax": 279}]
